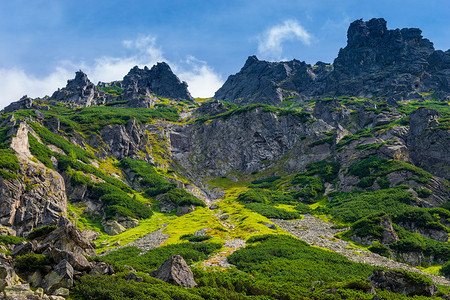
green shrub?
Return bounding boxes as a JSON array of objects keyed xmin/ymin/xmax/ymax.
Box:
[
  {"xmin": 29, "ymin": 122, "xmax": 96, "ymax": 164},
  {"xmin": 28, "ymin": 134, "xmax": 54, "ymax": 169},
  {"xmin": 92, "ymin": 183, "xmax": 153, "ymax": 219},
  {"xmin": 102, "ymin": 243, "xmax": 221, "ymax": 272},
  {"xmin": 119, "ymin": 158, "xmax": 176, "ymax": 197},
  {"xmin": 368, "ymin": 241, "xmax": 391, "ymax": 258},
  {"xmin": 348, "ymin": 156, "xmax": 432, "ymax": 187},
  {"xmin": 441, "ymin": 261, "xmax": 450, "ymax": 278},
  {"xmin": 160, "ymin": 188, "xmax": 205, "ymax": 207},
  {"xmin": 27, "ymin": 225, "xmax": 57, "ymax": 240},
  {"xmin": 350, "ymin": 213, "xmax": 386, "ymax": 238},
  {"xmin": 180, "ymin": 234, "xmax": 213, "ymax": 242},
  {"xmin": 417, "ymin": 188, "xmax": 432, "ymax": 198},
  {"xmin": 15, "ymin": 253, "xmax": 50, "ymax": 272},
  {"xmin": 245, "ymin": 203, "xmax": 301, "ymax": 220},
  {"xmin": 0, "ymin": 235, "xmax": 25, "ymax": 245},
  {"xmin": 0, "ymin": 149, "xmax": 20, "ymax": 171},
  {"xmin": 228, "ymin": 235, "xmax": 374, "ymax": 283}
]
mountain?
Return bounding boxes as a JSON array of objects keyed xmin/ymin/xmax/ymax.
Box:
[
  {"xmin": 215, "ymin": 18, "xmax": 450, "ymax": 105},
  {"xmin": 0, "ymin": 18, "xmax": 449, "ymax": 299}
]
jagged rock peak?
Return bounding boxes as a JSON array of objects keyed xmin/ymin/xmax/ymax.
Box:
[
  {"xmin": 122, "ymin": 63, "xmax": 194, "ymax": 102},
  {"xmin": 49, "ymin": 70, "xmax": 105, "ymax": 107}
]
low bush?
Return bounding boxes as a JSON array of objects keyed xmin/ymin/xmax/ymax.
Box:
[
  {"xmin": 15, "ymin": 253, "xmax": 50, "ymax": 272},
  {"xmin": 27, "ymin": 225, "xmax": 57, "ymax": 240},
  {"xmin": 245, "ymin": 203, "xmax": 301, "ymax": 220}
]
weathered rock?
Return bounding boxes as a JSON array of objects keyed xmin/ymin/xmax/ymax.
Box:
[
  {"xmin": 262, "ymin": 222, "xmax": 277, "ymax": 230},
  {"xmin": 50, "ymin": 71, "xmax": 106, "ymax": 107},
  {"xmin": 125, "ymin": 272, "xmax": 143, "ymax": 282},
  {"xmin": 2, "ymin": 96, "xmax": 35, "ymax": 113},
  {"xmin": 89, "ymin": 261, "xmax": 114, "ymax": 276},
  {"xmin": 196, "ymin": 100, "xmax": 228, "ymax": 116},
  {"xmin": 0, "ymin": 123, "xmax": 69, "ymax": 237},
  {"xmin": 117, "ymin": 216, "xmax": 139, "ymax": 230},
  {"xmin": 42, "ymin": 260, "xmax": 74, "ymax": 293},
  {"xmin": 36, "ymin": 224, "xmax": 96, "ymax": 257},
  {"xmin": 368, "ymin": 269, "xmax": 437, "ymax": 297},
  {"xmin": 53, "ymin": 287, "xmax": 69, "ymax": 297},
  {"xmin": 408, "ymin": 107, "xmax": 450, "ymax": 180},
  {"xmin": 171, "ymin": 107, "xmax": 333, "ymax": 177},
  {"xmin": 42, "ymin": 247, "xmax": 91, "ymax": 271},
  {"xmin": 28, "ymin": 271, "xmax": 43, "ymax": 288},
  {"xmin": 0, "ymin": 257, "xmax": 20, "ymax": 292},
  {"xmin": 119, "ymin": 63, "xmax": 194, "ymax": 103},
  {"xmin": 176, "ymin": 206, "xmax": 194, "ymax": 217},
  {"xmin": 214, "ymin": 18, "xmax": 449, "ymax": 105},
  {"xmin": 3, "ymin": 283, "xmax": 43, "ymax": 300},
  {"xmin": 102, "ymin": 220, "xmax": 126, "ymax": 236},
  {"xmin": 150, "ymin": 255, "xmax": 197, "ymax": 288}
]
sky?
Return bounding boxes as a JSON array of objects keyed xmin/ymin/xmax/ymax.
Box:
[{"xmin": 0, "ymin": 0, "xmax": 449, "ymax": 109}]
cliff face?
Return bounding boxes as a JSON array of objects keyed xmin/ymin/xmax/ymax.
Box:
[{"xmin": 215, "ymin": 18, "xmax": 450, "ymax": 105}]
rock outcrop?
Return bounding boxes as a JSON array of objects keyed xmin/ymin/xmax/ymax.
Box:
[
  {"xmin": 171, "ymin": 106, "xmax": 333, "ymax": 176},
  {"xmin": 368, "ymin": 269, "xmax": 437, "ymax": 297},
  {"xmin": 0, "ymin": 123, "xmax": 69, "ymax": 236},
  {"xmin": 151, "ymin": 255, "xmax": 197, "ymax": 288},
  {"xmin": 215, "ymin": 18, "xmax": 449, "ymax": 105},
  {"xmin": 121, "ymin": 63, "xmax": 194, "ymax": 102},
  {"xmin": 50, "ymin": 71, "xmax": 106, "ymax": 107},
  {"xmin": 408, "ymin": 107, "xmax": 450, "ymax": 179}
]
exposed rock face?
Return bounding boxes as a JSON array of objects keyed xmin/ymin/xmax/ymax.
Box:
[
  {"xmin": 215, "ymin": 18, "xmax": 449, "ymax": 105},
  {"xmin": 0, "ymin": 255, "xmax": 20, "ymax": 292},
  {"xmin": 151, "ymin": 255, "xmax": 197, "ymax": 288},
  {"xmin": 408, "ymin": 107, "xmax": 450, "ymax": 179},
  {"xmin": 351, "ymin": 215, "xmax": 399, "ymax": 246},
  {"xmin": 368, "ymin": 269, "xmax": 437, "ymax": 297},
  {"xmin": 120, "ymin": 63, "xmax": 194, "ymax": 103},
  {"xmin": 37, "ymin": 224, "xmax": 96, "ymax": 257},
  {"xmin": 50, "ymin": 71, "xmax": 106, "ymax": 107},
  {"xmin": 171, "ymin": 107, "xmax": 333, "ymax": 177},
  {"xmin": 42, "ymin": 259, "xmax": 74, "ymax": 293},
  {"xmin": 196, "ymin": 100, "xmax": 228, "ymax": 116},
  {"xmin": 3, "ymin": 96, "xmax": 35, "ymax": 113},
  {"xmin": 0, "ymin": 123, "xmax": 69, "ymax": 236},
  {"xmin": 214, "ymin": 56, "xmax": 318, "ymax": 105}
]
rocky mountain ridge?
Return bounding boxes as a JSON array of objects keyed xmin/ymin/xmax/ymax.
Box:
[
  {"xmin": 0, "ymin": 17, "xmax": 449, "ymax": 300},
  {"xmin": 215, "ymin": 18, "xmax": 450, "ymax": 105}
]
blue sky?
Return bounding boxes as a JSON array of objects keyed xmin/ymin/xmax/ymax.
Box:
[{"xmin": 0, "ymin": 0, "xmax": 449, "ymax": 108}]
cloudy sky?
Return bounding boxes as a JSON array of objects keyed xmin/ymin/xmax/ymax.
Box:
[{"xmin": 0, "ymin": 0, "xmax": 449, "ymax": 108}]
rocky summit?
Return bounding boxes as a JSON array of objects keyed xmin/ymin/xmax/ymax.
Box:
[
  {"xmin": 215, "ymin": 18, "xmax": 450, "ymax": 105},
  {"xmin": 0, "ymin": 17, "xmax": 449, "ymax": 300}
]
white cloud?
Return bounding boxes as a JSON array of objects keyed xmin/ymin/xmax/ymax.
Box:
[
  {"xmin": 0, "ymin": 67, "xmax": 71, "ymax": 109},
  {"xmin": 177, "ymin": 56, "xmax": 223, "ymax": 98},
  {"xmin": 0, "ymin": 35, "xmax": 223, "ymax": 109},
  {"xmin": 258, "ymin": 19, "xmax": 311, "ymax": 60}
]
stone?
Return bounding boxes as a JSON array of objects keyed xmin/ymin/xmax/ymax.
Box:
[
  {"xmin": 43, "ymin": 259, "xmax": 74, "ymax": 293},
  {"xmin": 3, "ymin": 96, "xmax": 34, "ymax": 113},
  {"xmin": 89, "ymin": 261, "xmax": 114, "ymax": 276},
  {"xmin": 125, "ymin": 272, "xmax": 143, "ymax": 282},
  {"xmin": 151, "ymin": 255, "xmax": 197, "ymax": 288},
  {"xmin": 53, "ymin": 287, "xmax": 70, "ymax": 297},
  {"xmin": 28, "ymin": 270, "xmax": 43, "ymax": 288},
  {"xmin": 102, "ymin": 220, "xmax": 126, "ymax": 236},
  {"xmin": 368, "ymin": 269, "xmax": 437, "ymax": 297},
  {"xmin": 209, "ymin": 205, "xmax": 219, "ymax": 210},
  {"xmin": 262, "ymin": 223, "xmax": 277, "ymax": 230},
  {"xmin": 0, "ymin": 257, "xmax": 20, "ymax": 292},
  {"xmin": 176, "ymin": 206, "xmax": 194, "ymax": 217},
  {"xmin": 36, "ymin": 224, "xmax": 96, "ymax": 257},
  {"xmin": 4, "ymin": 283, "xmax": 44, "ymax": 299}
]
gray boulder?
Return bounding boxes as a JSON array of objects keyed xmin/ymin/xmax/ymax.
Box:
[
  {"xmin": 43, "ymin": 259, "xmax": 74, "ymax": 293},
  {"xmin": 368, "ymin": 269, "xmax": 437, "ymax": 297},
  {"xmin": 151, "ymin": 255, "xmax": 197, "ymax": 288}
]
